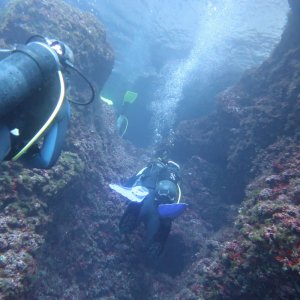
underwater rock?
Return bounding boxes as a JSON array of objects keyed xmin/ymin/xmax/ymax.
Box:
[
  {"xmin": 265, "ymin": 174, "xmax": 284, "ymax": 187},
  {"xmin": 0, "ymin": 153, "xmax": 84, "ymax": 298},
  {"xmin": 168, "ymin": 3, "xmax": 300, "ymax": 298},
  {"xmin": 198, "ymin": 139, "xmax": 300, "ymax": 299},
  {"xmin": 174, "ymin": 2, "xmax": 300, "ymax": 204},
  {"xmin": 0, "ymin": 0, "xmax": 298, "ymax": 300},
  {"xmin": 0, "ymin": 0, "xmax": 115, "ymax": 297}
]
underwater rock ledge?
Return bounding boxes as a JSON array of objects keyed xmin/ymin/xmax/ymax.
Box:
[
  {"xmin": 0, "ymin": 0, "xmax": 118, "ymax": 298},
  {"xmin": 169, "ymin": 2, "xmax": 300, "ymax": 299},
  {"xmin": 0, "ymin": 153, "xmax": 84, "ymax": 298}
]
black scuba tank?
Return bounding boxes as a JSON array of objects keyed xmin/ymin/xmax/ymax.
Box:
[{"xmin": 0, "ymin": 42, "xmax": 60, "ymax": 119}]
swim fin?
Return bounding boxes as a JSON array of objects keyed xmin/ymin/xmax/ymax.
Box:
[
  {"xmin": 158, "ymin": 203, "xmax": 188, "ymax": 219},
  {"xmin": 115, "ymin": 91, "xmax": 138, "ymax": 136},
  {"xmin": 117, "ymin": 115, "xmax": 128, "ymax": 137},
  {"xmin": 109, "ymin": 183, "xmax": 149, "ymax": 202},
  {"xmin": 123, "ymin": 91, "xmax": 138, "ymax": 104}
]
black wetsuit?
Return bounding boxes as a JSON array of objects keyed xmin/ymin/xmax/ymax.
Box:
[{"xmin": 119, "ymin": 160, "xmax": 181, "ymax": 259}]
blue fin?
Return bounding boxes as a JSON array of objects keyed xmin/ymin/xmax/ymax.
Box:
[
  {"xmin": 109, "ymin": 183, "xmax": 149, "ymax": 203},
  {"xmin": 158, "ymin": 203, "xmax": 188, "ymax": 219},
  {"xmin": 20, "ymin": 101, "xmax": 70, "ymax": 169},
  {"xmin": 0, "ymin": 125, "xmax": 10, "ymax": 162}
]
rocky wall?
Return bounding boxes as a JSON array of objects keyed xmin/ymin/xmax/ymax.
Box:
[
  {"xmin": 174, "ymin": 1, "xmax": 300, "ymax": 204},
  {"xmin": 1, "ymin": 0, "xmax": 299, "ymax": 299},
  {"xmin": 0, "ymin": 153, "xmax": 83, "ymax": 298},
  {"xmin": 0, "ymin": 0, "xmax": 125, "ymax": 298},
  {"xmin": 26, "ymin": 1, "xmax": 300, "ymax": 299},
  {"xmin": 167, "ymin": 1, "xmax": 300, "ymax": 299}
]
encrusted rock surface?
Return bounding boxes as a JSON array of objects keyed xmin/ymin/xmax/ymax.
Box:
[
  {"xmin": 167, "ymin": 2, "xmax": 300, "ymax": 299},
  {"xmin": 1, "ymin": 0, "xmax": 300, "ymax": 299},
  {"xmin": 0, "ymin": 153, "xmax": 84, "ymax": 298},
  {"xmin": 0, "ymin": 0, "xmax": 117, "ymax": 298},
  {"xmin": 186, "ymin": 140, "xmax": 300, "ymax": 300}
]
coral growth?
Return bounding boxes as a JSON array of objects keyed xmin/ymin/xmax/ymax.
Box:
[
  {"xmin": 0, "ymin": 153, "xmax": 83, "ymax": 298},
  {"xmin": 195, "ymin": 139, "xmax": 300, "ymax": 299}
]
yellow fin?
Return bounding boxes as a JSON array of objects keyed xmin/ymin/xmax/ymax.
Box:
[{"xmin": 124, "ymin": 91, "xmax": 138, "ymax": 104}]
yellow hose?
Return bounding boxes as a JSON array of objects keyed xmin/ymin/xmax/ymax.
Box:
[{"xmin": 12, "ymin": 70, "xmax": 65, "ymax": 161}]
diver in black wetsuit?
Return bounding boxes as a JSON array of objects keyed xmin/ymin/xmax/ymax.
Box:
[
  {"xmin": 118, "ymin": 158, "xmax": 187, "ymax": 260},
  {"xmin": 0, "ymin": 35, "xmax": 95, "ymax": 169}
]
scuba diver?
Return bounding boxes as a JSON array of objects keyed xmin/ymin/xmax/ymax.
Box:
[
  {"xmin": 0, "ymin": 35, "xmax": 95, "ymax": 169},
  {"xmin": 116, "ymin": 90, "xmax": 138, "ymax": 137},
  {"xmin": 110, "ymin": 158, "xmax": 188, "ymax": 260},
  {"xmin": 100, "ymin": 90, "xmax": 138, "ymax": 137}
]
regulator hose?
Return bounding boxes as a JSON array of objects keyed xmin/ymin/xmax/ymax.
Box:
[
  {"xmin": 25, "ymin": 35, "xmax": 95, "ymax": 105},
  {"xmin": 64, "ymin": 60, "xmax": 95, "ymax": 105}
]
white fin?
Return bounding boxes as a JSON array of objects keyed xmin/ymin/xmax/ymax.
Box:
[{"xmin": 109, "ymin": 183, "xmax": 149, "ymax": 202}]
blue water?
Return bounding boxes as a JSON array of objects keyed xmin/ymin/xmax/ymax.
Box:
[{"xmin": 67, "ymin": 0, "xmax": 289, "ymax": 146}]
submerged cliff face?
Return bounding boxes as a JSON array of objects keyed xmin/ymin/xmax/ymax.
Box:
[
  {"xmin": 174, "ymin": 2, "xmax": 300, "ymax": 204},
  {"xmin": 0, "ymin": 0, "xmax": 131, "ymax": 298},
  {"xmin": 1, "ymin": 0, "xmax": 299, "ymax": 299},
  {"xmin": 169, "ymin": 1, "xmax": 300, "ymax": 299}
]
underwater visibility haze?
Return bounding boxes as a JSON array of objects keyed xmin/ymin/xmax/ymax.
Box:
[
  {"xmin": 0, "ymin": 0, "xmax": 300, "ymax": 299},
  {"xmin": 79, "ymin": 0, "xmax": 289, "ymax": 146}
]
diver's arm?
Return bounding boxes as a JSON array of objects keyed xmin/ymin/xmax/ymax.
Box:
[
  {"xmin": 0, "ymin": 124, "xmax": 11, "ymax": 162},
  {"xmin": 20, "ymin": 101, "xmax": 70, "ymax": 169},
  {"xmin": 123, "ymin": 166, "xmax": 149, "ymax": 187}
]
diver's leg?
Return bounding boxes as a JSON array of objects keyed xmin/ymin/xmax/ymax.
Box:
[
  {"xmin": 145, "ymin": 219, "xmax": 172, "ymax": 260},
  {"xmin": 144, "ymin": 211, "xmax": 161, "ymax": 245},
  {"xmin": 119, "ymin": 202, "xmax": 142, "ymax": 234},
  {"xmin": 20, "ymin": 101, "xmax": 70, "ymax": 169},
  {"xmin": 0, "ymin": 125, "xmax": 11, "ymax": 162},
  {"xmin": 139, "ymin": 192, "xmax": 161, "ymax": 243}
]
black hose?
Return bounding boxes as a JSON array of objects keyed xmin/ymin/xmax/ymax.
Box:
[
  {"xmin": 25, "ymin": 35, "xmax": 95, "ymax": 106},
  {"xmin": 64, "ymin": 61, "xmax": 95, "ymax": 105},
  {"xmin": 25, "ymin": 35, "xmax": 47, "ymax": 44}
]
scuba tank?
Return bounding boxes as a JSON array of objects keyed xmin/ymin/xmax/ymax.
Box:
[
  {"xmin": 0, "ymin": 35, "xmax": 95, "ymax": 163},
  {"xmin": 0, "ymin": 35, "xmax": 95, "ymax": 119},
  {"xmin": 0, "ymin": 41, "xmax": 60, "ymax": 118}
]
